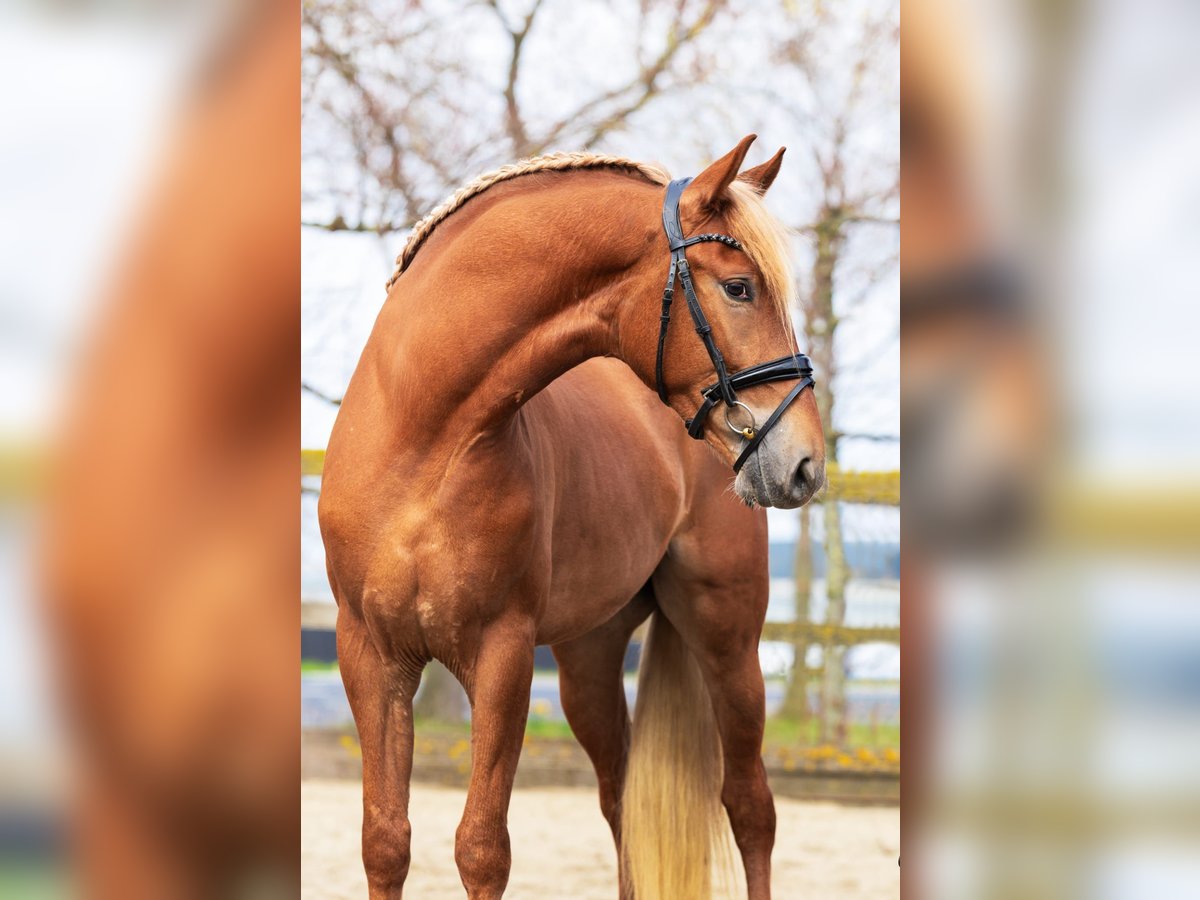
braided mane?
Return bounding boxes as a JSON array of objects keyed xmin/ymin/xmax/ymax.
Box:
[
  {"xmin": 387, "ymin": 153, "xmax": 670, "ymax": 289},
  {"xmin": 388, "ymin": 150, "xmax": 672, "ymax": 285},
  {"xmin": 386, "ymin": 152, "xmax": 796, "ymax": 326}
]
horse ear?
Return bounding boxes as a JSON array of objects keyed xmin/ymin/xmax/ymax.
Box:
[
  {"xmin": 737, "ymin": 146, "xmax": 786, "ymax": 195},
  {"xmin": 682, "ymin": 134, "xmax": 757, "ymax": 219}
]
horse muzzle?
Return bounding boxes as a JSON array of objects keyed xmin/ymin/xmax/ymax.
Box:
[{"xmin": 734, "ymin": 436, "xmax": 825, "ymax": 509}]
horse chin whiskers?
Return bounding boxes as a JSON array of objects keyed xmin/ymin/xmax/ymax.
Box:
[
  {"xmin": 725, "ymin": 476, "xmax": 755, "ymax": 508},
  {"xmin": 733, "ymin": 456, "xmax": 771, "ymax": 508}
]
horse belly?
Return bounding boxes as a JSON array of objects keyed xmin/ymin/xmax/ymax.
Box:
[
  {"xmin": 537, "ymin": 512, "xmax": 666, "ymax": 645},
  {"xmin": 529, "ymin": 365, "xmax": 687, "ymax": 644}
]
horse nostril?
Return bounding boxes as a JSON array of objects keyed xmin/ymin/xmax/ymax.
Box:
[{"xmin": 795, "ymin": 457, "xmax": 813, "ymax": 490}]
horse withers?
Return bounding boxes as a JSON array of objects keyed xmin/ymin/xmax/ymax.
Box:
[{"xmin": 319, "ymin": 135, "xmax": 825, "ymax": 899}]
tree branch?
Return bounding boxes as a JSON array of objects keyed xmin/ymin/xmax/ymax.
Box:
[
  {"xmin": 486, "ymin": 0, "xmax": 547, "ymax": 156},
  {"xmin": 527, "ymin": 0, "xmax": 726, "ymax": 154},
  {"xmin": 832, "ymin": 430, "xmax": 900, "ymax": 443},
  {"xmin": 302, "ymin": 217, "xmax": 412, "ymax": 234},
  {"xmin": 303, "ymin": 5, "xmax": 429, "ymax": 228},
  {"xmin": 302, "ymin": 382, "xmax": 343, "ymax": 406}
]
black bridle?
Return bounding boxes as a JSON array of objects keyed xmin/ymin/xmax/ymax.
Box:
[{"xmin": 655, "ymin": 177, "xmax": 815, "ymax": 473}]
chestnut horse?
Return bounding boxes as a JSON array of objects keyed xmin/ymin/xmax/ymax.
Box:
[{"xmin": 319, "ymin": 135, "xmax": 825, "ymax": 899}]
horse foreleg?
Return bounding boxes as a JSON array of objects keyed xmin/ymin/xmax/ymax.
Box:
[
  {"xmin": 454, "ymin": 617, "xmax": 536, "ymax": 899},
  {"xmin": 338, "ymin": 610, "xmax": 423, "ymax": 900}
]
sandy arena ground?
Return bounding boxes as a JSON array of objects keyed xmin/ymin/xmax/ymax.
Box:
[{"xmin": 302, "ymin": 780, "xmax": 898, "ymax": 898}]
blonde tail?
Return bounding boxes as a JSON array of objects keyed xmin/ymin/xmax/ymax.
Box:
[{"xmin": 620, "ymin": 611, "xmax": 731, "ymax": 899}]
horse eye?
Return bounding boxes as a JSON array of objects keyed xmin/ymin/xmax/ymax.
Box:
[{"xmin": 724, "ymin": 281, "xmax": 752, "ymax": 301}]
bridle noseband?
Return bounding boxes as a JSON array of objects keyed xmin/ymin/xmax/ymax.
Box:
[{"xmin": 655, "ymin": 177, "xmax": 815, "ymax": 473}]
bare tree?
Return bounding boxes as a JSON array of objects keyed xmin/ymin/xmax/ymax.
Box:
[
  {"xmin": 302, "ymin": 0, "xmax": 731, "ymax": 234},
  {"xmin": 773, "ymin": 0, "xmax": 899, "ymax": 743}
]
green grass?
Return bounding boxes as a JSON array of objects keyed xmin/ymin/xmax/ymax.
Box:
[
  {"xmin": 410, "ymin": 715, "xmax": 897, "ymax": 750},
  {"xmin": 413, "ymin": 716, "xmax": 575, "ymax": 741},
  {"xmin": 411, "ymin": 719, "xmax": 469, "ymax": 736},
  {"xmin": 523, "ymin": 717, "xmax": 576, "ymax": 740},
  {"xmin": 764, "ymin": 716, "xmax": 899, "ymax": 750},
  {"xmin": 301, "ymin": 659, "xmax": 340, "ymax": 673},
  {"xmin": 0, "ymin": 863, "xmax": 70, "ymax": 899}
]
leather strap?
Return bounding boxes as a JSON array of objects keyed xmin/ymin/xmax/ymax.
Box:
[
  {"xmin": 717, "ymin": 353, "xmax": 814, "ymax": 389},
  {"xmin": 653, "ymin": 177, "xmax": 816, "ymax": 473},
  {"xmin": 656, "ymin": 178, "xmax": 745, "ymax": 408},
  {"xmin": 732, "ymin": 375, "xmax": 815, "ymax": 473},
  {"xmin": 678, "ymin": 256, "xmax": 738, "ymax": 406},
  {"xmin": 686, "ymin": 353, "xmax": 813, "ymax": 439},
  {"xmin": 654, "ymin": 257, "xmax": 678, "ymax": 403},
  {"xmin": 661, "ymin": 177, "xmax": 692, "ymax": 250}
]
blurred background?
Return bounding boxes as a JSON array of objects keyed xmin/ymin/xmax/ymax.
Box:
[
  {"xmin": 904, "ymin": 0, "xmax": 1200, "ymax": 897},
  {"xmin": 300, "ymin": 0, "xmax": 899, "ymax": 895}
]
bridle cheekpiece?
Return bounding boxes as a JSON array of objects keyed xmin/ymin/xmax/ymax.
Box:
[{"xmin": 654, "ymin": 177, "xmax": 815, "ymax": 474}]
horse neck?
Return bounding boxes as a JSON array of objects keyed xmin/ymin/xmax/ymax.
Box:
[{"xmin": 377, "ymin": 174, "xmax": 658, "ymax": 448}]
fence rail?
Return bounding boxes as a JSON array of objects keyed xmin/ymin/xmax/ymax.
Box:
[{"xmin": 760, "ymin": 622, "xmax": 900, "ymax": 645}]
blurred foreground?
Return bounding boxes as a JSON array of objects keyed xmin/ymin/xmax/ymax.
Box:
[{"xmin": 2, "ymin": 1, "xmax": 298, "ymax": 896}]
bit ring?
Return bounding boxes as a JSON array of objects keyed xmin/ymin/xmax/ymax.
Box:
[{"xmin": 724, "ymin": 401, "xmax": 758, "ymax": 440}]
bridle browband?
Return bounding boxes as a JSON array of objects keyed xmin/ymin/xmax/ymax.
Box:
[{"xmin": 655, "ymin": 177, "xmax": 815, "ymax": 473}]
